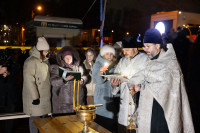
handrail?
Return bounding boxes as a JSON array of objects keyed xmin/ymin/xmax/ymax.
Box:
[
  {"xmin": 0, "ymin": 112, "xmax": 52, "ymax": 120},
  {"xmin": 0, "ymin": 112, "xmax": 30, "ymax": 120}
]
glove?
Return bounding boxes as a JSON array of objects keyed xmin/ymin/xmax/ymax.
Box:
[{"xmin": 32, "ymin": 99, "xmax": 40, "ymax": 105}]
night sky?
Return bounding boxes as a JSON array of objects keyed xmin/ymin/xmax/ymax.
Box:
[
  {"xmin": 1, "ymin": 0, "xmax": 200, "ymax": 40},
  {"xmin": 0, "ymin": 0, "xmax": 101, "ymax": 26}
]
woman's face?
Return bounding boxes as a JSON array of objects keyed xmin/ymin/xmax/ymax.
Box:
[
  {"xmin": 102, "ymin": 52, "xmax": 114, "ymax": 61},
  {"xmin": 64, "ymin": 55, "xmax": 73, "ymax": 65},
  {"xmin": 86, "ymin": 51, "xmax": 94, "ymax": 62},
  {"xmin": 42, "ymin": 50, "xmax": 49, "ymax": 57}
]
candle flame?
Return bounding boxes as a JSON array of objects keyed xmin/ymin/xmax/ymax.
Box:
[{"xmin": 104, "ymin": 63, "xmax": 109, "ymax": 66}]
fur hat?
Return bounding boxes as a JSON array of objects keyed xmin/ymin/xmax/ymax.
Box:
[
  {"xmin": 121, "ymin": 36, "xmax": 138, "ymax": 48},
  {"xmin": 36, "ymin": 37, "xmax": 50, "ymax": 51},
  {"xmin": 113, "ymin": 41, "xmax": 122, "ymax": 49},
  {"xmin": 100, "ymin": 45, "xmax": 115, "ymax": 56},
  {"xmin": 143, "ymin": 28, "xmax": 163, "ymax": 45}
]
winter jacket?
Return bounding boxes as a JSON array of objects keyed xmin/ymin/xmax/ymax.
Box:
[
  {"xmin": 111, "ymin": 52, "xmax": 148, "ymax": 126},
  {"xmin": 50, "ymin": 46, "xmax": 87, "ymax": 114},
  {"xmin": 92, "ymin": 54, "xmax": 118, "ymax": 119},
  {"xmin": 23, "ymin": 46, "xmax": 51, "ymax": 116}
]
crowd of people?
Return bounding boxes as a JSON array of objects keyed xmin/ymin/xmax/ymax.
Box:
[{"xmin": 0, "ymin": 27, "xmax": 198, "ymax": 133}]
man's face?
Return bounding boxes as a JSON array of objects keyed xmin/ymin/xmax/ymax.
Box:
[
  {"xmin": 122, "ymin": 48, "xmax": 138, "ymax": 59},
  {"xmin": 102, "ymin": 52, "xmax": 114, "ymax": 61},
  {"xmin": 0, "ymin": 65, "xmax": 7, "ymax": 75},
  {"xmin": 143, "ymin": 43, "xmax": 160, "ymax": 57},
  {"xmin": 86, "ymin": 51, "xmax": 94, "ymax": 62}
]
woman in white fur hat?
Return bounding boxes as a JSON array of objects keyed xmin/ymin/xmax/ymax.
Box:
[
  {"xmin": 22, "ymin": 37, "xmax": 51, "ymax": 133},
  {"xmin": 92, "ymin": 45, "xmax": 119, "ymax": 132}
]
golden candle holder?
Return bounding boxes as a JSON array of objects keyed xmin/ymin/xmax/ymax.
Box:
[
  {"xmin": 127, "ymin": 114, "xmax": 137, "ymax": 129},
  {"xmin": 76, "ymin": 105, "xmax": 101, "ymax": 133},
  {"xmin": 127, "ymin": 87, "xmax": 138, "ymax": 130},
  {"xmin": 73, "ymin": 79, "xmax": 103, "ymax": 133},
  {"xmin": 76, "ymin": 107, "xmax": 96, "ymax": 133}
]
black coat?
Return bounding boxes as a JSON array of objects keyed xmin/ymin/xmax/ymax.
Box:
[{"xmin": 0, "ymin": 62, "xmax": 18, "ymax": 107}]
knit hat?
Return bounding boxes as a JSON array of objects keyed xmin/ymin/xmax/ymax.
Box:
[
  {"xmin": 143, "ymin": 28, "xmax": 163, "ymax": 45},
  {"xmin": 113, "ymin": 41, "xmax": 122, "ymax": 49},
  {"xmin": 121, "ymin": 36, "xmax": 138, "ymax": 48},
  {"xmin": 36, "ymin": 37, "xmax": 50, "ymax": 51},
  {"xmin": 100, "ymin": 45, "xmax": 115, "ymax": 56},
  {"xmin": 62, "ymin": 51, "xmax": 72, "ymax": 59}
]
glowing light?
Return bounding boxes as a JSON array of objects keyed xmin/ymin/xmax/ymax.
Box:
[
  {"xmin": 111, "ymin": 30, "xmax": 114, "ymax": 33},
  {"xmin": 98, "ymin": 29, "xmax": 100, "ymax": 32},
  {"xmin": 100, "ymin": 63, "xmax": 110, "ymax": 73},
  {"xmin": 104, "ymin": 63, "xmax": 109, "ymax": 66},
  {"xmin": 137, "ymin": 34, "xmax": 141, "ymax": 42},
  {"xmin": 3, "ymin": 25, "xmax": 9, "ymax": 30},
  {"xmin": 155, "ymin": 22, "xmax": 165, "ymax": 34},
  {"xmin": 183, "ymin": 24, "xmax": 185, "ymax": 27},
  {"xmin": 179, "ymin": 11, "xmax": 182, "ymax": 14},
  {"xmin": 126, "ymin": 32, "xmax": 129, "ymax": 35},
  {"xmin": 22, "ymin": 28, "xmax": 25, "ymax": 31},
  {"xmin": 37, "ymin": 6, "xmax": 42, "ymax": 11}
]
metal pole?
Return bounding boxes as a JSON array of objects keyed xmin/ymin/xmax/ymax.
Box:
[{"xmin": 100, "ymin": 0, "xmax": 107, "ymax": 48}]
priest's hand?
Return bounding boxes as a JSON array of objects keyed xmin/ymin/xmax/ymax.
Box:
[
  {"xmin": 135, "ymin": 85, "xmax": 141, "ymax": 92},
  {"xmin": 110, "ymin": 78, "xmax": 120, "ymax": 87},
  {"xmin": 129, "ymin": 85, "xmax": 141, "ymax": 95}
]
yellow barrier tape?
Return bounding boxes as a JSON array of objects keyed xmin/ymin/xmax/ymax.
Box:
[{"xmin": 0, "ymin": 46, "xmax": 143, "ymax": 51}]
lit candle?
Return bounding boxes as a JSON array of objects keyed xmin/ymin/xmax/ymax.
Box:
[
  {"xmin": 73, "ymin": 79, "xmax": 76, "ymax": 110},
  {"xmin": 89, "ymin": 61, "xmax": 93, "ymax": 70},
  {"xmin": 77, "ymin": 80, "xmax": 79, "ymax": 106},
  {"xmin": 104, "ymin": 63, "xmax": 109, "ymax": 67},
  {"xmin": 100, "ymin": 63, "xmax": 110, "ymax": 73}
]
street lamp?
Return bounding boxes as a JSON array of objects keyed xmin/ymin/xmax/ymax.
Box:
[
  {"xmin": 37, "ymin": 5, "xmax": 42, "ymax": 11},
  {"xmin": 32, "ymin": 5, "xmax": 43, "ymax": 18},
  {"xmin": 21, "ymin": 26, "xmax": 25, "ymax": 46}
]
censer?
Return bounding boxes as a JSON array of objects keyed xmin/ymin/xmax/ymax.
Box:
[{"xmin": 73, "ymin": 79, "xmax": 102, "ymax": 133}]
